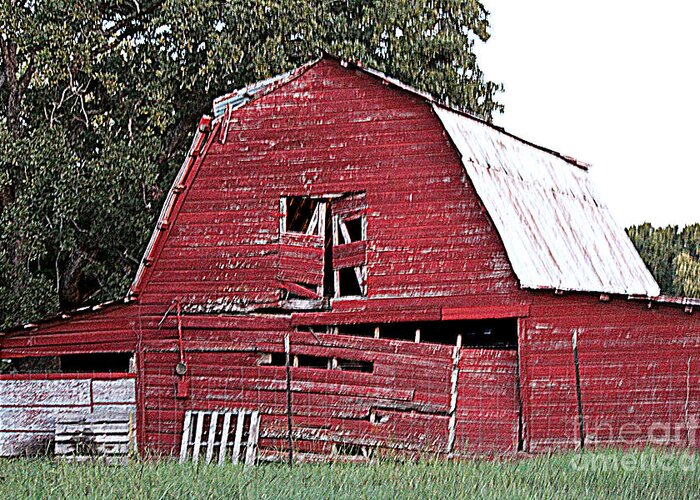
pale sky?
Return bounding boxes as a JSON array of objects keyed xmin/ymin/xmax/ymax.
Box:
[{"xmin": 475, "ymin": 1, "xmax": 700, "ymax": 227}]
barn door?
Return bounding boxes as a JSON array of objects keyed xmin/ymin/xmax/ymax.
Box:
[
  {"xmin": 278, "ymin": 197, "xmax": 326, "ymax": 307},
  {"xmin": 332, "ymin": 192, "xmax": 367, "ymax": 297},
  {"xmin": 452, "ymin": 349, "xmax": 520, "ymax": 454}
]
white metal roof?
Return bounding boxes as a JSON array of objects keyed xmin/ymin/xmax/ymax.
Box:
[{"xmin": 434, "ymin": 105, "xmax": 661, "ymax": 297}]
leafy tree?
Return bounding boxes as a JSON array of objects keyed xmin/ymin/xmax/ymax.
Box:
[
  {"xmin": 0, "ymin": 1, "xmax": 502, "ymax": 327},
  {"xmin": 626, "ymin": 223, "xmax": 700, "ymax": 298}
]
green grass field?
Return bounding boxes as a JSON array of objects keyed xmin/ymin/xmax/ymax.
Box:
[{"xmin": 1, "ymin": 449, "xmax": 698, "ymax": 499}]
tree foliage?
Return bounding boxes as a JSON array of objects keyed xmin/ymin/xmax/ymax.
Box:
[
  {"xmin": 0, "ymin": 1, "xmax": 503, "ymax": 327},
  {"xmin": 626, "ymin": 223, "xmax": 700, "ymax": 298}
]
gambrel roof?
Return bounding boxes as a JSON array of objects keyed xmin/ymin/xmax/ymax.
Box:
[
  {"xmin": 434, "ymin": 106, "xmax": 660, "ymax": 296},
  {"xmin": 131, "ymin": 54, "xmax": 661, "ymax": 299}
]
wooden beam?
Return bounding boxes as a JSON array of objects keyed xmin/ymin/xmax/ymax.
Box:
[
  {"xmin": 178, "ymin": 410, "xmax": 192, "ymax": 464},
  {"xmin": 218, "ymin": 412, "xmax": 232, "ymax": 465}
]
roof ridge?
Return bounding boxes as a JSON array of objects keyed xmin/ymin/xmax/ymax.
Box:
[{"xmin": 211, "ymin": 53, "xmax": 592, "ymax": 171}]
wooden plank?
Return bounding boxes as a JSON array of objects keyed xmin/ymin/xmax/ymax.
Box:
[
  {"xmin": 179, "ymin": 411, "xmax": 193, "ymax": 464},
  {"xmin": 231, "ymin": 411, "xmax": 245, "ymax": 464},
  {"xmin": 280, "ymin": 281, "xmax": 320, "ymax": 300},
  {"xmin": 205, "ymin": 411, "xmax": 219, "ymax": 464},
  {"xmin": 192, "ymin": 411, "xmax": 205, "ymax": 463},
  {"xmin": 218, "ymin": 412, "xmax": 232, "ymax": 465},
  {"xmin": 245, "ymin": 410, "xmax": 260, "ymax": 466}
]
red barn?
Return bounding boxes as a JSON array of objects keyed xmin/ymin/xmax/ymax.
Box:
[{"xmin": 1, "ymin": 55, "xmax": 699, "ymax": 461}]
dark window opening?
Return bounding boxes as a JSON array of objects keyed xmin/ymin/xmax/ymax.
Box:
[
  {"xmin": 258, "ymin": 352, "xmax": 373, "ymax": 373},
  {"xmin": 378, "ymin": 323, "xmax": 420, "ymax": 342},
  {"xmin": 61, "ymin": 353, "xmax": 132, "ymax": 373},
  {"xmin": 294, "ymin": 354, "xmax": 329, "ymax": 369},
  {"xmin": 286, "ymin": 196, "xmax": 319, "ymax": 233},
  {"xmin": 327, "ymin": 319, "xmax": 518, "ymax": 349},
  {"xmin": 1, "ymin": 352, "xmax": 134, "ymax": 374},
  {"xmin": 336, "ymin": 358, "xmax": 373, "ymax": 373},
  {"xmin": 338, "ymin": 267, "xmax": 363, "ymax": 297},
  {"xmin": 261, "ymin": 352, "xmax": 286, "ymax": 366},
  {"xmin": 336, "ymin": 325, "xmax": 376, "ymax": 337},
  {"xmin": 343, "ymin": 217, "xmax": 363, "ymax": 243}
]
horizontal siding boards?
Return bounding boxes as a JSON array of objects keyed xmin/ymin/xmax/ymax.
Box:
[
  {"xmin": 140, "ymin": 322, "xmax": 519, "ymax": 458},
  {"xmin": 137, "ymin": 57, "xmax": 525, "ymax": 312},
  {"xmin": 0, "ymin": 304, "xmax": 138, "ymax": 357},
  {"xmin": 522, "ymin": 293, "xmax": 700, "ymax": 452}
]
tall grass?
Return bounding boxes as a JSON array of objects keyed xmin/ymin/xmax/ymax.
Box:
[{"xmin": 1, "ymin": 449, "xmax": 698, "ymax": 499}]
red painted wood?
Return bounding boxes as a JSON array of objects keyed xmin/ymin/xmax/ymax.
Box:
[{"xmin": 3, "ymin": 57, "xmax": 700, "ymax": 461}]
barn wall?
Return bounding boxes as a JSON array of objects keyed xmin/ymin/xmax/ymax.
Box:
[
  {"xmin": 521, "ymin": 293, "xmax": 700, "ymax": 452},
  {"xmin": 140, "ymin": 314, "xmax": 520, "ymax": 459},
  {"xmin": 136, "ymin": 58, "xmax": 528, "ymax": 314}
]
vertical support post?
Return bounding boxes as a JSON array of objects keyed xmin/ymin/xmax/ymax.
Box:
[
  {"xmin": 279, "ymin": 197, "xmax": 287, "ymax": 236},
  {"xmin": 374, "ymin": 326, "xmax": 380, "ymax": 339},
  {"xmin": 516, "ymin": 318, "xmax": 525, "ymax": 453},
  {"xmin": 446, "ymin": 334, "xmax": 463, "ymax": 455},
  {"xmin": 572, "ymin": 329, "xmax": 585, "ymax": 450},
  {"xmin": 284, "ymin": 334, "xmax": 294, "ymax": 466},
  {"xmin": 332, "ymin": 215, "xmax": 340, "ymax": 297},
  {"xmin": 685, "ymin": 356, "xmax": 692, "ymax": 446},
  {"xmin": 415, "ymin": 328, "xmax": 421, "ymax": 343}
]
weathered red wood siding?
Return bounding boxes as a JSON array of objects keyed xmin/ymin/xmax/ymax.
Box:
[
  {"xmin": 453, "ymin": 349, "xmax": 520, "ymax": 453},
  {"xmin": 0, "ymin": 304, "xmax": 138, "ymax": 358},
  {"xmin": 141, "ymin": 314, "xmax": 521, "ymax": 459},
  {"xmin": 521, "ymin": 293, "xmax": 700, "ymax": 452},
  {"xmin": 136, "ymin": 58, "xmax": 528, "ymax": 313},
  {"xmin": 130, "ymin": 58, "xmax": 529, "ymax": 458},
  {"xmin": 2, "ymin": 57, "xmax": 699, "ymax": 460}
]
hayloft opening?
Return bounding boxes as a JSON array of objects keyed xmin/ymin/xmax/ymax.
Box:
[{"xmin": 279, "ymin": 193, "xmax": 367, "ymax": 307}]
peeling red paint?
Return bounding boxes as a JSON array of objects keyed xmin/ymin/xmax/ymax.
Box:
[{"xmin": 1, "ymin": 56, "xmax": 699, "ymax": 461}]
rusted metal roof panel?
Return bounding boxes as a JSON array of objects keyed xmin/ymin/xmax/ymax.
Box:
[{"xmin": 434, "ymin": 105, "xmax": 661, "ymax": 297}]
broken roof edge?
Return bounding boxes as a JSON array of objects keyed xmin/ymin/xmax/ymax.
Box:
[
  {"xmin": 0, "ymin": 297, "xmax": 136, "ymax": 337},
  {"xmin": 212, "ymin": 56, "xmax": 323, "ymax": 120},
  {"xmin": 128, "ymin": 114, "xmax": 217, "ymax": 298}
]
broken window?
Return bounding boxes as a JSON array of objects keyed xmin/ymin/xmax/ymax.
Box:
[
  {"xmin": 284, "ymin": 197, "xmax": 322, "ymax": 234},
  {"xmin": 278, "ymin": 196, "xmax": 327, "ymax": 307},
  {"xmin": 332, "ymin": 192, "xmax": 367, "ymax": 298},
  {"xmin": 278, "ymin": 192, "xmax": 367, "ymax": 308}
]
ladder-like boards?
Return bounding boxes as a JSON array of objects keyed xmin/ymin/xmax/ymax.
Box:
[{"xmin": 179, "ymin": 409, "xmax": 260, "ymax": 465}]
